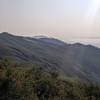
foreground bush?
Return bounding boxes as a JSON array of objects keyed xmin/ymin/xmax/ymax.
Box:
[{"xmin": 0, "ymin": 59, "xmax": 100, "ymax": 100}]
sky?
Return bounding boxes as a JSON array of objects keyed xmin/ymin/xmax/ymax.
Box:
[{"xmin": 0, "ymin": 0, "xmax": 100, "ymax": 41}]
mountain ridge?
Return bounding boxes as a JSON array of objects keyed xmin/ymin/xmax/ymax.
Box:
[{"xmin": 0, "ymin": 32, "xmax": 100, "ymax": 83}]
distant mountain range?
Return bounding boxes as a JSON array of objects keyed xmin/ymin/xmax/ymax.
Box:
[{"xmin": 0, "ymin": 32, "xmax": 100, "ymax": 83}]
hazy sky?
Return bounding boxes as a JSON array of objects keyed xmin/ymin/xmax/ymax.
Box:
[{"xmin": 0, "ymin": 0, "xmax": 100, "ymax": 40}]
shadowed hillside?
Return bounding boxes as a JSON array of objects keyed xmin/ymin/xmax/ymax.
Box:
[{"xmin": 0, "ymin": 32, "xmax": 100, "ymax": 83}]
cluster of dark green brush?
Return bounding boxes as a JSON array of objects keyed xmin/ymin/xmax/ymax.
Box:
[{"xmin": 0, "ymin": 59, "xmax": 100, "ymax": 100}]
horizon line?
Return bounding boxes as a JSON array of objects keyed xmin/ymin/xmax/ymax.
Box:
[{"xmin": 0, "ymin": 32, "xmax": 100, "ymax": 39}]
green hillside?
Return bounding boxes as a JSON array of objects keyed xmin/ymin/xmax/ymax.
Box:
[
  {"xmin": 0, "ymin": 32, "xmax": 100, "ymax": 83},
  {"xmin": 0, "ymin": 59, "xmax": 100, "ymax": 100}
]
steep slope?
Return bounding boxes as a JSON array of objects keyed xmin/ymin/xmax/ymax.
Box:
[{"xmin": 0, "ymin": 32, "xmax": 100, "ymax": 83}]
